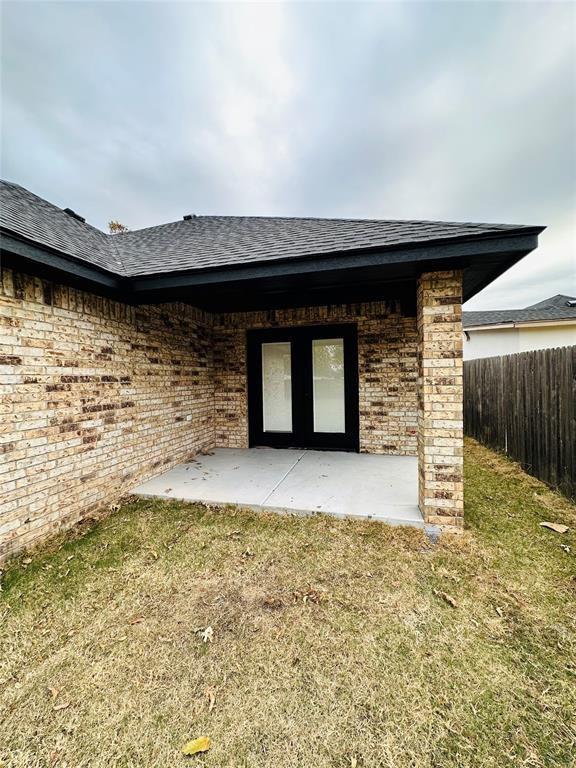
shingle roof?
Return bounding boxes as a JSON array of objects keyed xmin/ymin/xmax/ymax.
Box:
[
  {"xmin": 112, "ymin": 214, "xmax": 533, "ymax": 278},
  {"xmin": 463, "ymin": 296, "xmax": 576, "ymax": 328},
  {"xmin": 0, "ymin": 179, "xmax": 542, "ymax": 278}
]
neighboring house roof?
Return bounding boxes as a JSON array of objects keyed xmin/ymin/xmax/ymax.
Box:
[
  {"xmin": 0, "ymin": 179, "xmax": 545, "ymax": 310},
  {"xmin": 463, "ymin": 295, "xmax": 576, "ymax": 328}
]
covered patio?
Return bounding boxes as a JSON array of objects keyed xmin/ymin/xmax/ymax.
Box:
[
  {"xmin": 1, "ymin": 179, "xmax": 545, "ymax": 558},
  {"xmin": 132, "ymin": 448, "xmax": 423, "ymax": 527}
]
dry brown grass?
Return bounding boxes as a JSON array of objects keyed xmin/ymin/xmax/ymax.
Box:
[{"xmin": 1, "ymin": 440, "xmax": 575, "ymax": 767}]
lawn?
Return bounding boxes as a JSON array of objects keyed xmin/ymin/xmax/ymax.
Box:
[{"xmin": 1, "ymin": 439, "xmax": 575, "ymax": 768}]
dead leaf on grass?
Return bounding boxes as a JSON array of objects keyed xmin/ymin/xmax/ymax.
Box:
[
  {"xmin": 433, "ymin": 589, "xmax": 458, "ymax": 608},
  {"xmin": 205, "ymin": 687, "xmax": 216, "ymax": 712},
  {"xmin": 182, "ymin": 735, "xmax": 211, "ymax": 755},
  {"xmin": 129, "ymin": 616, "xmax": 145, "ymax": 625},
  {"xmin": 47, "ymin": 686, "xmax": 59, "ymax": 700},
  {"xmin": 53, "ymin": 702, "xmax": 70, "ymax": 711},
  {"xmin": 540, "ymin": 521, "xmax": 569, "ymax": 534},
  {"xmin": 495, "ymin": 606, "xmax": 504, "ymax": 618}
]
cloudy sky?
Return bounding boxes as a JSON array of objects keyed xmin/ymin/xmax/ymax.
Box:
[{"xmin": 1, "ymin": 1, "xmax": 574, "ymax": 309}]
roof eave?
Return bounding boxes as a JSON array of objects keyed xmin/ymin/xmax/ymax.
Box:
[
  {"xmin": 129, "ymin": 230, "xmax": 541, "ymax": 294},
  {"xmin": 1, "ymin": 225, "xmax": 543, "ymax": 309},
  {"xmin": 0, "ymin": 230, "xmax": 124, "ymax": 294},
  {"xmin": 465, "ymin": 318, "xmax": 576, "ymax": 331},
  {"xmin": 125, "ymin": 225, "xmax": 544, "ymax": 280}
]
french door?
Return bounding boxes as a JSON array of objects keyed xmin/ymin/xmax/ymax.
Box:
[{"xmin": 247, "ymin": 324, "xmax": 359, "ymax": 451}]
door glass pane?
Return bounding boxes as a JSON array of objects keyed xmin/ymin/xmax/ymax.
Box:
[
  {"xmin": 262, "ymin": 342, "xmax": 292, "ymax": 432},
  {"xmin": 312, "ymin": 338, "xmax": 345, "ymax": 433}
]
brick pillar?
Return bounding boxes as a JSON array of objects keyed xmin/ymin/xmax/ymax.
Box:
[{"xmin": 417, "ymin": 271, "xmax": 464, "ymax": 528}]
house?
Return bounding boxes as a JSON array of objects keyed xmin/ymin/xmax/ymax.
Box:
[
  {"xmin": 463, "ymin": 295, "xmax": 576, "ymax": 360},
  {"xmin": 0, "ymin": 180, "xmax": 545, "ymax": 558}
]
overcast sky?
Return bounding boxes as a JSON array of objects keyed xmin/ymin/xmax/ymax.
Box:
[{"xmin": 1, "ymin": 1, "xmax": 575, "ymax": 309}]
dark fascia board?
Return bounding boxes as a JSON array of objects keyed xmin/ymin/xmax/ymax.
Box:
[
  {"xmin": 129, "ymin": 231, "xmax": 541, "ymax": 294},
  {"xmin": 0, "ymin": 230, "xmax": 123, "ymax": 291}
]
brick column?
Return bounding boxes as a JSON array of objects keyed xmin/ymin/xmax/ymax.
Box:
[{"xmin": 417, "ymin": 271, "xmax": 464, "ymax": 528}]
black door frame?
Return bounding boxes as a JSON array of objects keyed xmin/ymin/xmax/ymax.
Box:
[{"xmin": 247, "ymin": 323, "xmax": 359, "ymax": 451}]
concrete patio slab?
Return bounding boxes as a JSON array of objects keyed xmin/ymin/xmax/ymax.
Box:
[{"xmin": 133, "ymin": 448, "xmax": 423, "ymax": 528}]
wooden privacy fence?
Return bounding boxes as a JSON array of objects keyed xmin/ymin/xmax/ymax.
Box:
[{"xmin": 464, "ymin": 346, "xmax": 576, "ymax": 500}]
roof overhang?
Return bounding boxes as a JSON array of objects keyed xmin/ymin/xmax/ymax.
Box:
[
  {"xmin": 1, "ymin": 232, "xmax": 120, "ymax": 291},
  {"xmin": 1, "ymin": 227, "xmax": 543, "ymax": 313}
]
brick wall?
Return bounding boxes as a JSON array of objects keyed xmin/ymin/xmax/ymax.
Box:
[
  {"xmin": 0, "ymin": 269, "xmax": 214, "ymax": 560},
  {"xmin": 213, "ymin": 302, "xmax": 418, "ymax": 454},
  {"xmin": 417, "ymin": 271, "xmax": 464, "ymax": 528}
]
